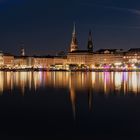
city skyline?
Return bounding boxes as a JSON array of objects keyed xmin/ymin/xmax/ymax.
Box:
[
  {"xmin": 1, "ymin": 0, "xmax": 140, "ymax": 55},
  {"xmin": 1, "ymin": 1, "xmax": 140, "ymax": 139}
]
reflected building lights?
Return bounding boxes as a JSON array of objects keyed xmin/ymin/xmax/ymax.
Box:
[
  {"xmin": 28, "ymin": 72, "xmax": 32, "ymax": 90},
  {"xmin": 131, "ymin": 72, "xmax": 138, "ymax": 94},
  {"xmin": 104, "ymin": 72, "xmax": 112, "ymax": 94},
  {"xmin": 88, "ymin": 89, "xmax": 93, "ymax": 112},
  {"xmin": 91, "ymin": 72, "xmax": 95, "ymax": 86},
  {"xmin": 114, "ymin": 72, "xmax": 123, "ymax": 91},
  {"xmin": 20, "ymin": 72, "xmax": 27, "ymax": 95},
  {"xmin": 0, "ymin": 71, "xmax": 140, "ymax": 96},
  {"xmin": 123, "ymin": 72, "xmax": 127, "ymax": 94},
  {"xmin": 33, "ymin": 72, "xmax": 41, "ymax": 91},
  {"xmin": 138, "ymin": 74, "xmax": 140, "ymax": 93},
  {"xmin": 0, "ymin": 71, "xmax": 140, "ymax": 119},
  {"xmin": 69, "ymin": 75, "xmax": 76, "ymax": 120},
  {"xmin": 104, "ymin": 73, "xmax": 107, "ymax": 94},
  {"xmin": 0, "ymin": 72, "xmax": 4, "ymax": 94}
]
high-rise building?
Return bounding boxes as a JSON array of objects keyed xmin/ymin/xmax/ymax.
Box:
[{"xmin": 69, "ymin": 23, "xmax": 78, "ymax": 52}]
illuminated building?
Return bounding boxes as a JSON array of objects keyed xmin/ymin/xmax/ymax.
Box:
[
  {"xmin": 1, "ymin": 25, "xmax": 140, "ymax": 70},
  {"xmin": 123, "ymin": 48, "xmax": 140, "ymax": 64},
  {"xmin": 33, "ymin": 56, "xmax": 54, "ymax": 69},
  {"xmin": 67, "ymin": 28, "xmax": 94, "ymax": 69},
  {"xmin": 0, "ymin": 52, "xmax": 4, "ymax": 67},
  {"xmin": 0, "ymin": 52, "xmax": 14, "ymax": 69},
  {"xmin": 93, "ymin": 49, "xmax": 124, "ymax": 65},
  {"xmin": 33, "ymin": 56, "xmax": 67, "ymax": 70},
  {"xmin": 69, "ymin": 23, "xmax": 78, "ymax": 52},
  {"xmin": 3, "ymin": 54, "xmax": 14, "ymax": 68},
  {"xmin": 14, "ymin": 56, "xmax": 34, "ymax": 69}
]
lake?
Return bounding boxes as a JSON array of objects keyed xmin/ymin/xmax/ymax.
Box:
[{"xmin": 0, "ymin": 71, "xmax": 140, "ymax": 139}]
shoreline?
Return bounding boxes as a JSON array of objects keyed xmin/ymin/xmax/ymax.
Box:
[{"xmin": 0, "ymin": 68, "xmax": 140, "ymax": 72}]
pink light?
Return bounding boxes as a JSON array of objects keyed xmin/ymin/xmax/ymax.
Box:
[{"xmin": 104, "ymin": 65, "xmax": 110, "ymax": 69}]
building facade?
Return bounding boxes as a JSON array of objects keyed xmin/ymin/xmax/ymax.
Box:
[
  {"xmin": 0, "ymin": 52, "xmax": 14, "ymax": 69},
  {"xmin": 123, "ymin": 48, "xmax": 140, "ymax": 64},
  {"xmin": 1, "ymin": 25, "xmax": 140, "ymax": 71}
]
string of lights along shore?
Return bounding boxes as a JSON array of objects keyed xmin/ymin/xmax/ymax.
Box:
[{"xmin": 0, "ymin": 23, "xmax": 140, "ymax": 71}]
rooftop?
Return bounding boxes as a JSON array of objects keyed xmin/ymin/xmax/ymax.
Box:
[
  {"xmin": 128, "ymin": 48, "xmax": 140, "ymax": 52},
  {"xmin": 95, "ymin": 49, "xmax": 124, "ymax": 54}
]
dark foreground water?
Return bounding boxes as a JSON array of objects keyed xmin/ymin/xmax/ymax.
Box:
[{"xmin": 0, "ymin": 71, "xmax": 140, "ymax": 139}]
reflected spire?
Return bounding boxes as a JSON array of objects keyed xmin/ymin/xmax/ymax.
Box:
[
  {"xmin": 69, "ymin": 74, "xmax": 76, "ymax": 120},
  {"xmin": 70, "ymin": 86, "xmax": 76, "ymax": 120},
  {"xmin": 88, "ymin": 89, "xmax": 93, "ymax": 112},
  {"xmin": 0, "ymin": 72, "xmax": 140, "ymax": 98}
]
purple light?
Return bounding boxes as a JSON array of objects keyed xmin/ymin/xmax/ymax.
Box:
[{"xmin": 104, "ymin": 65, "xmax": 110, "ymax": 69}]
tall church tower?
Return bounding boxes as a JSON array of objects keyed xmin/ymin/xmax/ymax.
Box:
[
  {"xmin": 69, "ymin": 23, "xmax": 78, "ymax": 52},
  {"xmin": 87, "ymin": 30, "xmax": 94, "ymax": 52},
  {"xmin": 20, "ymin": 43, "xmax": 25, "ymax": 56}
]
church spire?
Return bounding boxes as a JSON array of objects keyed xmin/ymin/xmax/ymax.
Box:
[
  {"xmin": 73, "ymin": 22, "xmax": 76, "ymax": 35},
  {"xmin": 69, "ymin": 23, "xmax": 78, "ymax": 52},
  {"xmin": 20, "ymin": 42, "xmax": 25, "ymax": 56},
  {"xmin": 87, "ymin": 30, "xmax": 94, "ymax": 52}
]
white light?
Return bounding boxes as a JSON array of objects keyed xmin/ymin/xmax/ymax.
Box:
[{"xmin": 114, "ymin": 62, "xmax": 122, "ymax": 66}]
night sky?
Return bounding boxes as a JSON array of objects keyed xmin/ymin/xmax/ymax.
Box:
[{"xmin": 1, "ymin": 0, "xmax": 140, "ymax": 55}]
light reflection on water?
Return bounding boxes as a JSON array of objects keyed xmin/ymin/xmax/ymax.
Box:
[
  {"xmin": 1, "ymin": 71, "xmax": 140, "ymax": 118},
  {"xmin": 0, "ymin": 71, "xmax": 140, "ymax": 95},
  {"xmin": 0, "ymin": 72, "xmax": 140, "ymax": 137}
]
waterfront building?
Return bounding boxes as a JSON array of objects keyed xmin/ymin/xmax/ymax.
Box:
[
  {"xmin": 0, "ymin": 52, "xmax": 4, "ymax": 67},
  {"xmin": 0, "ymin": 52, "xmax": 14, "ymax": 69},
  {"xmin": 67, "ymin": 29, "xmax": 94, "ymax": 69},
  {"xmin": 14, "ymin": 56, "xmax": 34, "ymax": 69},
  {"xmin": 1, "ymin": 25, "xmax": 140, "ymax": 71},
  {"xmin": 123, "ymin": 48, "xmax": 140, "ymax": 64},
  {"xmin": 67, "ymin": 51, "xmax": 94, "ymax": 69},
  {"xmin": 53, "ymin": 56, "xmax": 67, "ymax": 70},
  {"xmin": 93, "ymin": 49, "xmax": 124, "ymax": 65},
  {"xmin": 3, "ymin": 54, "xmax": 14, "ymax": 68},
  {"xmin": 33, "ymin": 56, "xmax": 67, "ymax": 70},
  {"xmin": 33, "ymin": 56, "xmax": 55, "ymax": 69}
]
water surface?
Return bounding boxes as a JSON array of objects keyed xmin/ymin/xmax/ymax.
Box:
[{"xmin": 0, "ymin": 71, "xmax": 140, "ymax": 139}]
